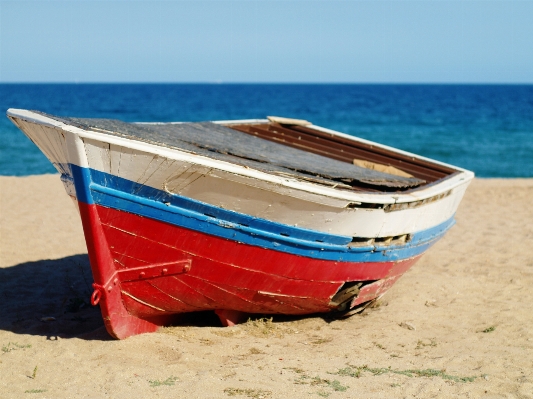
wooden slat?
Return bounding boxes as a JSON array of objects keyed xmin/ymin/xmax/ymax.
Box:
[
  {"xmin": 292, "ymin": 125, "xmax": 454, "ymax": 176},
  {"xmin": 229, "ymin": 123, "xmax": 455, "ymax": 184},
  {"xmin": 234, "ymin": 124, "xmax": 442, "ymax": 182}
]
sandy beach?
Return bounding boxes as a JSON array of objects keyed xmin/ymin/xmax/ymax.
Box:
[{"xmin": 1, "ymin": 174, "xmax": 532, "ymax": 399}]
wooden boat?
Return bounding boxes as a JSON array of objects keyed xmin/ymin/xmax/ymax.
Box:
[{"xmin": 7, "ymin": 109, "xmax": 474, "ymax": 339}]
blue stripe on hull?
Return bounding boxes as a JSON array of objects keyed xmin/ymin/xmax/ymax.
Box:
[{"xmin": 69, "ymin": 164, "xmax": 454, "ymax": 262}]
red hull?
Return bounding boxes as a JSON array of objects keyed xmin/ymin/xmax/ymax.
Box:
[{"xmin": 79, "ymin": 202, "xmax": 420, "ymax": 339}]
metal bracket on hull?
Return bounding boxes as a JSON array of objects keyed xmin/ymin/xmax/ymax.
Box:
[
  {"xmin": 90, "ymin": 260, "xmax": 192, "ymax": 306},
  {"xmin": 118, "ymin": 260, "xmax": 192, "ymax": 282}
]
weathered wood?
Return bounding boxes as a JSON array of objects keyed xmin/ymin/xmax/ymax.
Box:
[{"xmin": 49, "ymin": 114, "xmax": 425, "ymax": 190}]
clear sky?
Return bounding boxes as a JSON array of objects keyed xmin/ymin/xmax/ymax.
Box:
[{"xmin": 1, "ymin": 0, "xmax": 532, "ymax": 83}]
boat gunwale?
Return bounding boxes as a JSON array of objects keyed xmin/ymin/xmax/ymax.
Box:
[{"xmin": 6, "ymin": 108, "xmax": 475, "ymax": 206}]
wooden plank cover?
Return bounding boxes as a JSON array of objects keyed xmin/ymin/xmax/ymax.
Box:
[{"xmin": 44, "ymin": 113, "xmax": 426, "ymax": 190}]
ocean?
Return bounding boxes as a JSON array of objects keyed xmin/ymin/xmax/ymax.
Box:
[{"xmin": 1, "ymin": 84, "xmax": 532, "ymax": 177}]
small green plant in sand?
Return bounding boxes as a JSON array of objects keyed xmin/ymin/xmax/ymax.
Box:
[
  {"xmin": 148, "ymin": 376, "xmax": 179, "ymax": 387},
  {"xmin": 24, "ymin": 389, "xmax": 47, "ymax": 394},
  {"xmin": 223, "ymin": 387, "xmax": 272, "ymax": 398},
  {"xmin": 2, "ymin": 342, "xmax": 31, "ymax": 353},
  {"xmin": 482, "ymin": 326, "xmax": 496, "ymax": 333},
  {"xmin": 415, "ymin": 339, "xmax": 437, "ymax": 349},
  {"xmin": 285, "ymin": 368, "xmax": 348, "ymax": 394},
  {"xmin": 331, "ymin": 365, "xmax": 478, "ymax": 383},
  {"xmin": 329, "ymin": 366, "xmax": 365, "ymax": 378},
  {"xmin": 31, "ymin": 366, "xmax": 38, "ymax": 379},
  {"xmin": 303, "ymin": 376, "xmax": 348, "ymax": 392},
  {"xmin": 326, "ymin": 380, "xmax": 348, "ymax": 392}
]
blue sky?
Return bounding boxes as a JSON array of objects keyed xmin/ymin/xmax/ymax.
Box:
[{"xmin": 1, "ymin": 1, "xmax": 532, "ymax": 83}]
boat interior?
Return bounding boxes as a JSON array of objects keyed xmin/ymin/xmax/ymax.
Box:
[
  {"xmin": 229, "ymin": 120, "xmax": 457, "ymax": 191},
  {"xmin": 39, "ymin": 112, "xmax": 458, "ymax": 194}
]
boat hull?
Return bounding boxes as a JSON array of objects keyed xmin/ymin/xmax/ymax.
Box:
[
  {"xmin": 73, "ymin": 164, "xmax": 451, "ymax": 338},
  {"xmin": 82, "ymin": 201, "xmax": 425, "ymax": 337},
  {"xmin": 7, "ymin": 109, "xmax": 474, "ymax": 339}
]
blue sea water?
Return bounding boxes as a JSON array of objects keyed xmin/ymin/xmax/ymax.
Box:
[{"xmin": 1, "ymin": 84, "xmax": 532, "ymax": 177}]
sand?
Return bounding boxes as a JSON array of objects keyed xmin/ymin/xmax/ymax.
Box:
[{"xmin": 1, "ymin": 175, "xmax": 532, "ymax": 399}]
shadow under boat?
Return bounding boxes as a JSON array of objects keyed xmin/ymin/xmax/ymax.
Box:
[{"xmin": 0, "ymin": 254, "xmax": 376, "ymax": 341}]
